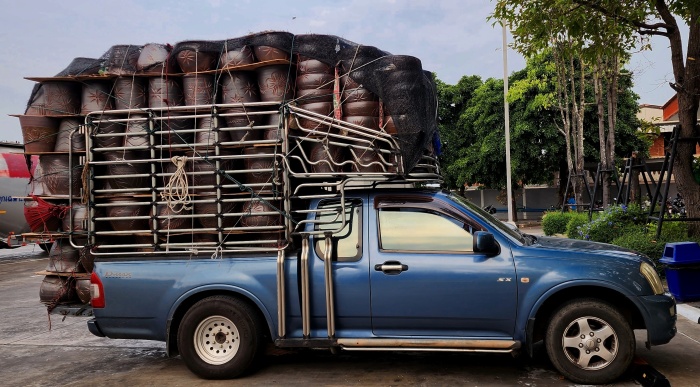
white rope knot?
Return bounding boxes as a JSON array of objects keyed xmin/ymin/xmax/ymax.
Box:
[
  {"xmin": 161, "ymin": 155, "xmax": 192, "ymax": 213},
  {"xmin": 210, "ymin": 245, "xmax": 223, "ymax": 260}
]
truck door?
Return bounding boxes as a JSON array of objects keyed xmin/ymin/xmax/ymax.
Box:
[
  {"xmin": 305, "ymin": 196, "xmax": 372, "ymax": 338},
  {"xmin": 369, "ymin": 196, "xmax": 517, "ymax": 338}
]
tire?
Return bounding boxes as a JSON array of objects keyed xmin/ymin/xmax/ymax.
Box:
[
  {"xmin": 545, "ymin": 299, "xmax": 635, "ymax": 384},
  {"xmin": 177, "ymin": 295, "xmax": 264, "ymax": 379}
]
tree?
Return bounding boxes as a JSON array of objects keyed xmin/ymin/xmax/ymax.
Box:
[
  {"xmin": 436, "ymin": 54, "xmax": 645, "ymax": 215},
  {"xmin": 436, "ymin": 75, "xmax": 483, "ymax": 193},
  {"xmin": 495, "ymin": 0, "xmax": 700, "ymax": 236},
  {"xmin": 493, "ymin": 0, "xmax": 640, "ymax": 209}
]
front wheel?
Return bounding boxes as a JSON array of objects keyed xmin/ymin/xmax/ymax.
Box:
[
  {"xmin": 545, "ymin": 299, "xmax": 634, "ymax": 384},
  {"xmin": 178, "ymin": 295, "xmax": 264, "ymax": 379}
]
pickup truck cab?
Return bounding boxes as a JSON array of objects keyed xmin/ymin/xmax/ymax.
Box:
[{"xmin": 88, "ymin": 188, "xmax": 676, "ymax": 384}]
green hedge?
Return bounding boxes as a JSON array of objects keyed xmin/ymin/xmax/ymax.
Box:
[
  {"xmin": 573, "ymin": 205, "xmax": 646, "ymax": 243},
  {"xmin": 542, "ymin": 211, "xmax": 571, "ymax": 236},
  {"xmin": 611, "ymin": 222, "xmax": 700, "ymax": 276},
  {"xmin": 565, "ymin": 212, "xmax": 590, "ymax": 239}
]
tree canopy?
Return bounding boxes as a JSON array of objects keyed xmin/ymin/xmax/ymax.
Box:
[{"xmin": 437, "ymin": 52, "xmax": 645, "ymax": 193}]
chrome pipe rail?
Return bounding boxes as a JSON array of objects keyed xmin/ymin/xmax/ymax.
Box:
[
  {"xmin": 323, "ymin": 232, "xmax": 335, "ymax": 338},
  {"xmin": 300, "ymin": 236, "xmax": 310, "ymax": 338}
]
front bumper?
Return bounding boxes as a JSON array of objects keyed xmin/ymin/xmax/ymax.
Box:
[{"xmin": 639, "ymin": 293, "xmax": 677, "ymax": 346}]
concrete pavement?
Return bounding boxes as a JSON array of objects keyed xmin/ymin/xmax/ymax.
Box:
[{"xmin": 1, "ymin": 244, "xmax": 699, "ymax": 385}]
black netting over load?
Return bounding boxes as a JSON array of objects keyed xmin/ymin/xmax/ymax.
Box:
[
  {"xmin": 54, "ymin": 45, "xmax": 142, "ymax": 76},
  {"xmin": 25, "ymin": 31, "xmax": 438, "ymax": 173}
]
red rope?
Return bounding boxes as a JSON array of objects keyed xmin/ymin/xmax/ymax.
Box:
[{"xmin": 24, "ymin": 195, "xmax": 68, "ymax": 233}]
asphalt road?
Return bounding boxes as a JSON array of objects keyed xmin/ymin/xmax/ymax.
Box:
[{"xmin": 1, "ymin": 245, "xmax": 699, "ymax": 386}]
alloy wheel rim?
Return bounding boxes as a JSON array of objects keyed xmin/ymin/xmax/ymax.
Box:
[{"xmin": 561, "ymin": 316, "xmax": 618, "ymax": 370}]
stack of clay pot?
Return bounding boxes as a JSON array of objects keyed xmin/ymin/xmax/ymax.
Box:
[
  {"xmin": 39, "ymin": 239, "xmax": 94, "ymax": 307},
  {"xmin": 19, "ymin": 32, "xmax": 432, "ymax": 262}
]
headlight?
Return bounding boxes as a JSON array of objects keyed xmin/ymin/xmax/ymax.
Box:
[{"xmin": 640, "ymin": 262, "xmax": 664, "ymax": 295}]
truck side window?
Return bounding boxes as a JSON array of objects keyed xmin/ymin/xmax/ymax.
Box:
[
  {"xmin": 314, "ymin": 199, "xmax": 362, "ymax": 262},
  {"xmin": 378, "ymin": 208, "xmax": 473, "ymax": 252}
]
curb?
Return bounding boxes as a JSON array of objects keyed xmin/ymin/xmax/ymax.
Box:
[{"xmin": 677, "ymin": 304, "xmax": 700, "ymax": 324}]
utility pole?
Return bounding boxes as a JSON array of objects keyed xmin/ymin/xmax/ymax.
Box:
[{"xmin": 502, "ymin": 23, "xmax": 514, "ymax": 225}]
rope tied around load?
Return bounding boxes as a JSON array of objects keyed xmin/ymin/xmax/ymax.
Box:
[{"xmin": 161, "ymin": 155, "xmax": 192, "ymax": 213}]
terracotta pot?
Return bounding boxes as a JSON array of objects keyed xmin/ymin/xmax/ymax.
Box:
[
  {"xmin": 124, "ymin": 115, "xmax": 150, "ymax": 148},
  {"xmin": 339, "ymin": 75, "xmax": 361, "ymax": 89},
  {"xmin": 61, "ymin": 203, "xmax": 89, "ymax": 233},
  {"xmin": 342, "ymin": 115, "xmax": 380, "ymax": 130},
  {"xmin": 195, "ymin": 116, "xmax": 229, "ymax": 147},
  {"xmin": 342, "ymin": 87, "xmax": 378, "ymax": 102},
  {"xmin": 26, "ymin": 81, "xmax": 81, "ymax": 116},
  {"xmin": 296, "ymin": 72, "xmax": 334, "ymax": 90},
  {"xmin": 78, "ymin": 246, "xmax": 95, "ymax": 272},
  {"xmin": 241, "ymin": 197, "xmax": 282, "ymax": 227},
  {"xmin": 149, "ymin": 78, "xmax": 183, "ymax": 108},
  {"xmin": 19, "ymin": 116, "xmax": 59, "ymax": 153},
  {"xmin": 351, "ymin": 146, "xmax": 385, "ymax": 173},
  {"xmin": 223, "ymin": 108, "xmax": 262, "ymax": 142},
  {"xmin": 342, "ymin": 101, "xmax": 380, "ymax": 117},
  {"xmin": 54, "ymin": 118, "xmax": 86, "ymax": 152},
  {"xmin": 92, "ymin": 120, "xmax": 126, "ymax": 148},
  {"xmin": 382, "ymin": 115, "xmax": 398, "ymax": 135},
  {"xmin": 262, "ymin": 114, "xmax": 282, "ymax": 141},
  {"xmin": 103, "ymin": 151, "xmax": 148, "ymax": 191},
  {"xmin": 176, "ymin": 47, "xmax": 217, "ymax": 73},
  {"xmin": 195, "ymin": 199, "xmax": 238, "ymax": 228},
  {"xmin": 81, "ymin": 81, "xmax": 114, "ymax": 114},
  {"xmin": 76, "ymin": 279, "xmax": 91, "ymax": 303},
  {"xmin": 39, "ymin": 276, "xmax": 77, "ymax": 305},
  {"xmin": 46, "ymin": 241, "xmax": 82, "ymax": 273},
  {"xmin": 106, "ymin": 197, "xmax": 150, "ymax": 231},
  {"xmin": 296, "ymin": 88, "xmax": 334, "ymax": 103},
  {"xmin": 220, "ymin": 45, "xmax": 256, "ymax": 68},
  {"xmin": 298, "ymin": 102, "xmax": 335, "ymax": 131},
  {"xmin": 221, "ymin": 72, "xmax": 260, "ymax": 104},
  {"xmin": 158, "ymin": 113, "xmax": 194, "ymax": 145},
  {"xmin": 298, "ymin": 59, "xmax": 333, "ymax": 74},
  {"xmin": 102, "ymin": 45, "xmax": 141, "ymax": 76},
  {"xmin": 257, "ymin": 65, "xmax": 294, "ymax": 102},
  {"xmin": 308, "ymin": 142, "xmax": 345, "ymax": 173},
  {"xmin": 191, "ymin": 157, "xmax": 234, "ymax": 194},
  {"xmin": 154, "ymin": 204, "xmax": 190, "ymax": 230},
  {"xmin": 39, "ymin": 155, "xmax": 82, "ymax": 195},
  {"xmin": 137, "ymin": 43, "xmax": 176, "ymax": 74},
  {"xmin": 243, "ymin": 147, "xmax": 276, "ymax": 185},
  {"xmin": 253, "ymin": 45, "xmax": 289, "ymax": 61},
  {"xmin": 114, "ymin": 78, "xmax": 147, "ymax": 109},
  {"xmin": 183, "ymin": 74, "xmax": 216, "ymax": 106}
]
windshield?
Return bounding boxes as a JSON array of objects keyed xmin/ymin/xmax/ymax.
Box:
[{"xmin": 448, "ymin": 192, "xmax": 526, "ymax": 244}]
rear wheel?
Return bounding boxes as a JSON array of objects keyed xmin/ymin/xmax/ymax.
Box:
[
  {"xmin": 545, "ymin": 299, "xmax": 634, "ymax": 384},
  {"xmin": 178, "ymin": 295, "xmax": 264, "ymax": 379}
]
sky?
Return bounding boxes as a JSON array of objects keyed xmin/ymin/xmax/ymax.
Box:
[{"xmin": 0, "ymin": 0, "xmax": 685, "ymax": 143}]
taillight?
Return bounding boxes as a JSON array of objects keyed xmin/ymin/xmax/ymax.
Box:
[{"xmin": 90, "ymin": 271, "xmax": 105, "ymax": 308}]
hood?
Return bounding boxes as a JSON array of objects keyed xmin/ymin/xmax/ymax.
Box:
[{"xmin": 532, "ymin": 235, "xmax": 645, "ymax": 261}]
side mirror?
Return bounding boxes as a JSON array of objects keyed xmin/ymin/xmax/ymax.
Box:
[{"xmin": 474, "ymin": 231, "xmax": 500, "ymax": 255}]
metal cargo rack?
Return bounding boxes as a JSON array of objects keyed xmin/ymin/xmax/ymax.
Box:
[{"xmin": 57, "ymin": 101, "xmax": 441, "ymax": 257}]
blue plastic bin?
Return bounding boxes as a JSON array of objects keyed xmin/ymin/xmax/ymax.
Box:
[{"xmin": 660, "ymin": 242, "xmax": 700, "ymax": 302}]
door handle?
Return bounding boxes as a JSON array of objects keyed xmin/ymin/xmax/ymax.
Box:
[{"xmin": 374, "ymin": 261, "xmax": 408, "ymax": 275}]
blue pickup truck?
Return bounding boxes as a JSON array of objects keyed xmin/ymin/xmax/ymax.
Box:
[{"xmin": 87, "ymin": 188, "xmax": 677, "ymax": 384}]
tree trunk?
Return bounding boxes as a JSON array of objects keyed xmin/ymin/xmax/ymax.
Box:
[
  {"xmin": 605, "ymin": 54, "xmax": 618, "ymax": 208},
  {"xmin": 656, "ymin": 1, "xmax": 700, "ymax": 237},
  {"xmin": 594, "ymin": 59, "xmax": 609, "ymax": 207}
]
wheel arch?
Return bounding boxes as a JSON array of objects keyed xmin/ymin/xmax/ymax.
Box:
[
  {"xmin": 527, "ymin": 284, "xmax": 646, "ymax": 348},
  {"xmin": 165, "ymin": 286, "xmax": 274, "ymax": 357}
]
